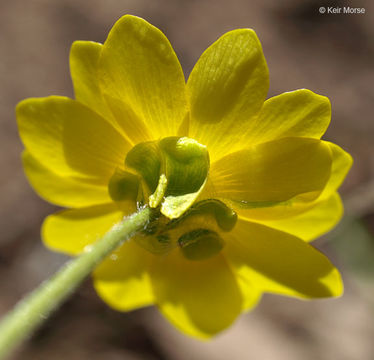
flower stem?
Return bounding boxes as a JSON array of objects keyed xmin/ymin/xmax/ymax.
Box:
[{"xmin": 0, "ymin": 206, "xmax": 151, "ymax": 359}]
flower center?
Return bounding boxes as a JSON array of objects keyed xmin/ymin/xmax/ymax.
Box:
[{"xmin": 108, "ymin": 136, "xmax": 237, "ymax": 260}]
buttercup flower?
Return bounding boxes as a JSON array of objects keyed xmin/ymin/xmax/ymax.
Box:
[{"xmin": 16, "ymin": 15, "xmax": 352, "ymax": 338}]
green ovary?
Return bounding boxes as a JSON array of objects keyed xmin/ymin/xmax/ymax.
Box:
[{"xmin": 107, "ymin": 136, "xmax": 237, "ymax": 260}]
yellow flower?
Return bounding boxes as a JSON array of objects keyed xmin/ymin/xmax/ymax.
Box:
[{"xmin": 16, "ymin": 15, "xmax": 352, "ymax": 338}]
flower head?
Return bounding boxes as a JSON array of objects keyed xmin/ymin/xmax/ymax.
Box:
[{"xmin": 16, "ymin": 15, "xmax": 352, "ymax": 338}]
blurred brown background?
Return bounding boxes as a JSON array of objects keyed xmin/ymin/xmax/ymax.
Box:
[{"xmin": 1, "ymin": 0, "xmax": 373, "ymax": 359}]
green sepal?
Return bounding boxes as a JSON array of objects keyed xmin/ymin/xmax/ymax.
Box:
[
  {"xmin": 159, "ymin": 137, "xmax": 210, "ymax": 219},
  {"xmin": 178, "ymin": 228, "xmax": 224, "ymax": 261},
  {"xmin": 189, "ymin": 199, "xmax": 237, "ymax": 231},
  {"xmin": 159, "ymin": 137, "xmax": 209, "ymax": 196},
  {"xmin": 125, "ymin": 141, "xmax": 161, "ymax": 194},
  {"xmin": 108, "ymin": 169, "xmax": 140, "ymax": 202},
  {"xmin": 161, "ymin": 181, "xmax": 207, "ymax": 219},
  {"xmin": 167, "ymin": 199, "xmax": 237, "ymax": 232},
  {"xmin": 124, "ymin": 137, "xmax": 210, "ymax": 219}
]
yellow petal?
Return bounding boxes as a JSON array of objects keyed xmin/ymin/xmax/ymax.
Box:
[
  {"xmin": 318, "ymin": 142, "xmax": 353, "ymax": 201},
  {"xmin": 22, "ymin": 151, "xmax": 111, "ymax": 207},
  {"xmin": 187, "ymin": 29, "xmax": 269, "ymax": 161},
  {"xmin": 243, "ymin": 89, "xmax": 331, "ymax": 144},
  {"xmin": 16, "ymin": 96, "xmax": 130, "ymax": 184},
  {"xmin": 42, "ymin": 203, "xmax": 132, "ymax": 255},
  {"xmin": 252, "ymin": 193, "xmax": 343, "ymax": 242},
  {"xmin": 210, "ymin": 137, "xmax": 332, "ymax": 203},
  {"xmin": 93, "ymin": 240, "xmax": 155, "ymax": 311},
  {"xmin": 225, "ymin": 219, "xmax": 343, "ymax": 298},
  {"xmin": 232, "ymin": 141, "xmax": 351, "ymax": 221},
  {"xmin": 99, "ymin": 15, "xmax": 188, "ymax": 144},
  {"xmin": 233, "ymin": 272, "xmax": 262, "ymax": 312},
  {"xmin": 70, "ymin": 41, "xmax": 116, "ymax": 127},
  {"xmin": 151, "ymin": 251, "xmax": 242, "ymax": 338}
]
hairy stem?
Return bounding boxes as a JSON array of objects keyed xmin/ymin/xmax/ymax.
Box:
[{"xmin": 0, "ymin": 207, "xmax": 151, "ymax": 359}]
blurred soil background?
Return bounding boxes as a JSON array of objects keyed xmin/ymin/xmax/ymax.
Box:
[{"xmin": 0, "ymin": 0, "xmax": 373, "ymax": 359}]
